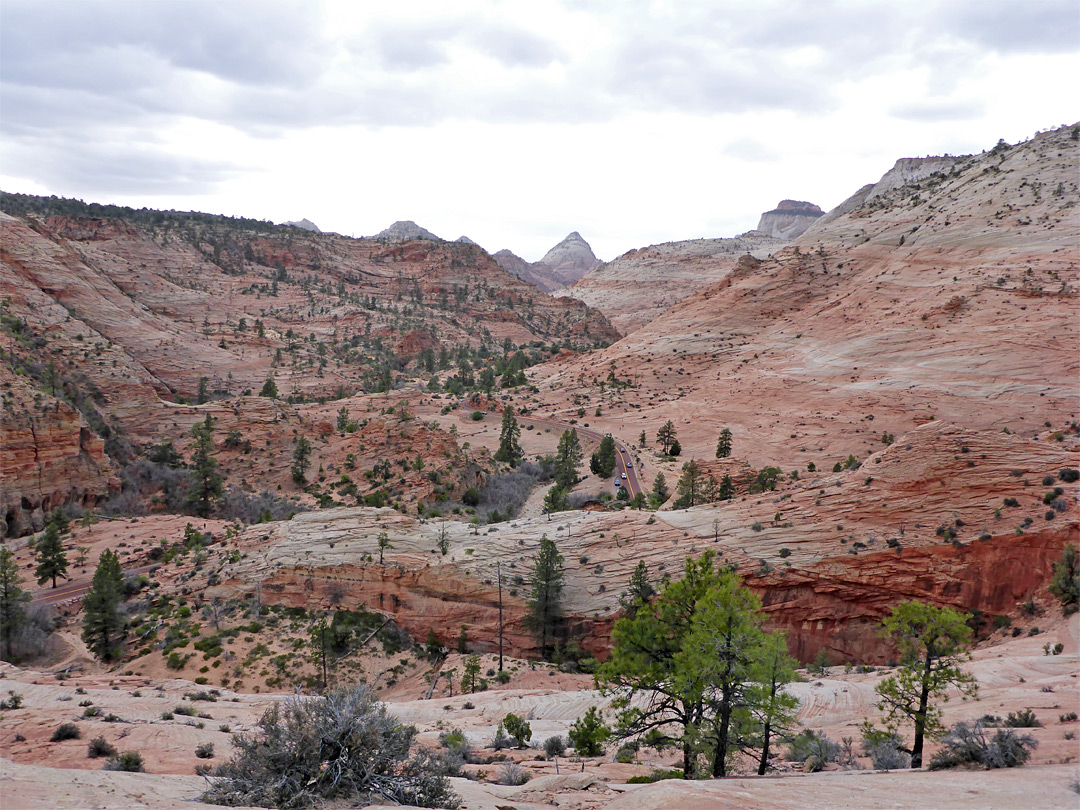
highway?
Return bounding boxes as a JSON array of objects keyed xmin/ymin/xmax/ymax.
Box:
[{"xmin": 522, "ymin": 416, "xmax": 644, "ymax": 499}]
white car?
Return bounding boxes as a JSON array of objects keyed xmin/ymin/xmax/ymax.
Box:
[{"xmin": 621, "ymin": 472, "xmax": 627, "ymax": 479}]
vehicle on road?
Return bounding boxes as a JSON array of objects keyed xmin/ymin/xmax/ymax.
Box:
[{"xmin": 621, "ymin": 472, "xmax": 627, "ymax": 479}]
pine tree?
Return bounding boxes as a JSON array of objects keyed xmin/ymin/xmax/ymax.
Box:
[
  {"xmin": 656, "ymin": 420, "xmax": 677, "ymax": 454},
  {"xmin": 292, "ymin": 435, "xmax": 313, "ymax": 485},
  {"xmin": 185, "ymin": 415, "xmax": 224, "ymax": 518},
  {"xmin": 716, "ymin": 428, "xmax": 733, "ymax": 458},
  {"xmin": 553, "ymin": 429, "xmax": 582, "ymax": 490},
  {"xmin": 673, "ymin": 459, "xmax": 715, "ymax": 509},
  {"xmin": 82, "ymin": 549, "xmax": 125, "ymax": 661},
  {"xmin": 494, "ymin": 406, "xmax": 523, "ymax": 466},
  {"xmin": 718, "ymin": 473, "xmax": 735, "ymax": 500},
  {"xmin": 34, "ymin": 523, "xmax": 68, "ymax": 588},
  {"xmin": 542, "ymin": 485, "xmax": 569, "ymax": 516},
  {"xmin": 526, "ymin": 535, "xmax": 564, "ymax": 660},
  {"xmin": 619, "ymin": 561, "xmax": 655, "ymax": 619},
  {"xmin": 589, "ymin": 434, "xmax": 617, "ymax": 478},
  {"xmin": 650, "ymin": 471, "xmax": 670, "ymax": 506},
  {"xmin": 259, "ymin": 375, "xmax": 278, "ymax": 398},
  {"xmin": 0, "ymin": 547, "xmax": 31, "ymax": 661}
]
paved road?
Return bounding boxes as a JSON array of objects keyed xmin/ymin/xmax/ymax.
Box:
[
  {"xmin": 522, "ymin": 416, "xmax": 644, "ymax": 498},
  {"xmin": 32, "ymin": 564, "xmax": 155, "ymax": 607}
]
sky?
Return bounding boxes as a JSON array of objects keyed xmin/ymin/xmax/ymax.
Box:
[{"xmin": 2, "ymin": 1, "xmax": 1078, "ymax": 262}]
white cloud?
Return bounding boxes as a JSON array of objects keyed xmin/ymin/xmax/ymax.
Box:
[{"xmin": 1, "ymin": 0, "xmax": 1077, "ymax": 260}]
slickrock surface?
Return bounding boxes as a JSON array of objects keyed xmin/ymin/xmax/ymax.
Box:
[
  {"xmin": 531, "ymin": 125, "xmax": 1079, "ymax": 469},
  {"xmin": 564, "ymin": 232, "xmax": 787, "ymax": 334},
  {"xmin": 756, "ymin": 199, "xmax": 824, "ymax": 239}
]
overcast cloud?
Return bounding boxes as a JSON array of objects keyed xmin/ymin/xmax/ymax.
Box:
[{"xmin": 2, "ymin": 0, "xmax": 1077, "ymax": 260}]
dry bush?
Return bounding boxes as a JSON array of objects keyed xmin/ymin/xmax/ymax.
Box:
[{"xmin": 202, "ymin": 685, "xmax": 457, "ymax": 808}]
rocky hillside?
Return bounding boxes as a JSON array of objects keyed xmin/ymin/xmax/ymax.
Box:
[
  {"xmin": 0, "ymin": 201, "xmax": 618, "ymax": 533},
  {"xmin": 495, "ymin": 232, "xmax": 601, "ymax": 292},
  {"xmin": 533, "ymin": 124, "xmax": 1079, "ymax": 468},
  {"xmin": 563, "ymin": 231, "xmax": 787, "ymax": 334},
  {"xmin": 756, "ymin": 199, "xmax": 824, "ymax": 239}
]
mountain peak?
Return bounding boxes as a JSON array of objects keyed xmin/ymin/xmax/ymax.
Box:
[
  {"xmin": 284, "ymin": 218, "xmax": 321, "ymax": 232},
  {"xmin": 372, "ymin": 220, "xmax": 442, "ymax": 241}
]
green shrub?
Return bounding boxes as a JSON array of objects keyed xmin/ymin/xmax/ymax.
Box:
[
  {"xmin": 51, "ymin": 723, "xmax": 81, "ymax": 742},
  {"xmin": 568, "ymin": 706, "xmax": 609, "ymax": 757},
  {"xmin": 103, "ymin": 751, "xmax": 145, "ymax": 772},
  {"xmin": 500, "ymin": 713, "xmax": 532, "ymax": 748},
  {"xmin": 87, "ymin": 737, "xmax": 118, "ymax": 758},
  {"xmin": 1004, "ymin": 709, "xmax": 1042, "ymax": 728},
  {"xmin": 627, "ymin": 769, "xmax": 683, "ymax": 784},
  {"xmin": 543, "ymin": 735, "xmax": 566, "ymax": 757},
  {"xmin": 195, "ymin": 742, "xmax": 215, "ymax": 759}
]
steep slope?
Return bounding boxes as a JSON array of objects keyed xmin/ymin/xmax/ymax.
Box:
[
  {"xmin": 532, "ymin": 125, "xmax": 1079, "ymax": 469},
  {"xmin": 0, "ymin": 201, "xmax": 618, "ymax": 533},
  {"xmin": 564, "ymin": 231, "xmax": 787, "ymax": 334}
]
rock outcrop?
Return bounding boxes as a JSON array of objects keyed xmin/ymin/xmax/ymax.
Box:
[
  {"xmin": 283, "ymin": 218, "xmax": 321, "ymax": 232},
  {"xmin": 755, "ymin": 199, "xmax": 824, "ymax": 239}
]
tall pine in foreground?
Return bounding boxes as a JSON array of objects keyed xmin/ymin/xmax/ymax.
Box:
[
  {"xmin": 82, "ymin": 549, "xmax": 126, "ymax": 661},
  {"xmin": 526, "ymin": 535, "xmax": 564, "ymax": 660}
]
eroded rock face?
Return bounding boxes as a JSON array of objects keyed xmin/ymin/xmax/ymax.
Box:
[
  {"xmin": 755, "ymin": 200, "xmax": 824, "ymax": 239},
  {"xmin": 0, "ymin": 372, "xmax": 119, "ymax": 536}
]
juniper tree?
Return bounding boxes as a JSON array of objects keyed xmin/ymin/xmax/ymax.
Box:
[
  {"xmin": 259, "ymin": 375, "xmax": 278, "ymax": 398},
  {"xmin": 589, "ymin": 434, "xmax": 617, "ymax": 478},
  {"xmin": 650, "ymin": 471, "xmax": 670, "ymax": 506},
  {"xmin": 673, "ymin": 459, "xmax": 715, "ymax": 509},
  {"xmin": 291, "ymin": 435, "xmax": 313, "ymax": 485},
  {"xmin": 656, "ymin": 420, "xmax": 677, "ymax": 454}
]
